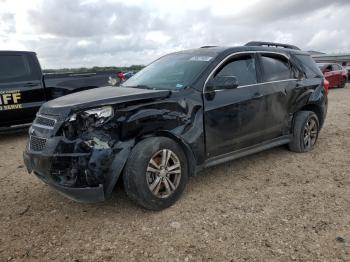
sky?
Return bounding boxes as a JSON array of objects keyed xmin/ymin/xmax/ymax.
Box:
[{"xmin": 0, "ymin": 0, "xmax": 350, "ymax": 69}]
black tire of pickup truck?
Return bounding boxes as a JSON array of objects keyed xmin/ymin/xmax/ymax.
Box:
[
  {"xmin": 123, "ymin": 137, "xmax": 188, "ymax": 211},
  {"xmin": 289, "ymin": 111, "xmax": 319, "ymax": 153}
]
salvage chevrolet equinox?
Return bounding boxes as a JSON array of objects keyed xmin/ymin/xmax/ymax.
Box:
[{"xmin": 24, "ymin": 42, "xmax": 328, "ymax": 210}]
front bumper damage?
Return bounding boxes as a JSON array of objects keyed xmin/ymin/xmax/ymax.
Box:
[
  {"xmin": 23, "ymin": 130, "xmax": 133, "ymax": 203},
  {"xmin": 22, "ymin": 86, "xmax": 201, "ymax": 203}
]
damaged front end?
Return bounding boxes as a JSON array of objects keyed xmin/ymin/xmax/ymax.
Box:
[
  {"xmin": 60, "ymin": 106, "xmax": 117, "ymax": 188},
  {"xmin": 23, "ymin": 105, "xmax": 133, "ymax": 203},
  {"xmin": 23, "ymin": 86, "xmax": 203, "ymax": 203}
]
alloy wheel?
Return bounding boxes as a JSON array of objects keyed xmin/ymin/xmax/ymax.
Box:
[
  {"xmin": 146, "ymin": 149, "xmax": 182, "ymax": 198},
  {"xmin": 303, "ymin": 118, "xmax": 318, "ymax": 149}
]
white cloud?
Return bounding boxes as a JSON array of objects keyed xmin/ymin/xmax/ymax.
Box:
[
  {"xmin": 1, "ymin": 0, "xmax": 350, "ymax": 68},
  {"xmin": 145, "ymin": 31, "xmax": 170, "ymax": 44},
  {"xmin": 77, "ymin": 40, "xmax": 93, "ymax": 47}
]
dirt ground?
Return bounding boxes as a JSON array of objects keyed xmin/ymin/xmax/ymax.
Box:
[{"xmin": 0, "ymin": 87, "xmax": 349, "ymax": 262}]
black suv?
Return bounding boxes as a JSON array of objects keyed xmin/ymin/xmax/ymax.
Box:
[{"xmin": 23, "ymin": 42, "xmax": 328, "ymax": 210}]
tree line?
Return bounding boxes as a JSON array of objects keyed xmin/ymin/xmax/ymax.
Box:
[{"xmin": 43, "ymin": 65, "xmax": 145, "ymax": 74}]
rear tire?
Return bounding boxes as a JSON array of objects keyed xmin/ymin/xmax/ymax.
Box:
[
  {"xmin": 289, "ymin": 111, "xmax": 319, "ymax": 153},
  {"xmin": 123, "ymin": 137, "xmax": 188, "ymax": 210}
]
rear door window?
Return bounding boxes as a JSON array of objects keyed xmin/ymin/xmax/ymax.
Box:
[
  {"xmin": 0, "ymin": 54, "xmax": 32, "ymax": 83},
  {"xmin": 260, "ymin": 55, "xmax": 291, "ymax": 82},
  {"xmin": 295, "ymin": 55, "xmax": 323, "ymax": 78},
  {"xmin": 215, "ymin": 55, "xmax": 257, "ymax": 86}
]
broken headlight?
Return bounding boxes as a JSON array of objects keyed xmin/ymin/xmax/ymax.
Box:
[{"xmin": 69, "ymin": 106, "xmax": 114, "ymax": 127}]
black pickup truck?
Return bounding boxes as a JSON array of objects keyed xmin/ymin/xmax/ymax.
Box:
[{"xmin": 0, "ymin": 51, "xmax": 115, "ymax": 131}]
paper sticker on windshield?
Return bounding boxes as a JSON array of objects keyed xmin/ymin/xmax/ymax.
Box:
[{"xmin": 190, "ymin": 56, "xmax": 213, "ymax": 62}]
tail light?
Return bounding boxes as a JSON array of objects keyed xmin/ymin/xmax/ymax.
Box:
[{"xmin": 323, "ymin": 79, "xmax": 329, "ymax": 95}]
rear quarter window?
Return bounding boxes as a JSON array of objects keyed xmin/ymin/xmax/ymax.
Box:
[
  {"xmin": 332, "ymin": 64, "xmax": 342, "ymax": 71},
  {"xmin": 0, "ymin": 54, "xmax": 32, "ymax": 83},
  {"xmin": 260, "ymin": 55, "xmax": 292, "ymax": 82},
  {"xmin": 294, "ymin": 54, "xmax": 323, "ymax": 78}
]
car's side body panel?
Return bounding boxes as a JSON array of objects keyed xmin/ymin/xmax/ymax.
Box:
[
  {"xmin": 43, "ymin": 71, "xmax": 115, "ymax": 100},
  {"xmin": 203, "ymin": 84, "xmax": 266, "ymax": 157}
]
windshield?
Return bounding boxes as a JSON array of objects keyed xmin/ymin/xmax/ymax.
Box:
[{"xmin": 122, "ymin": 53, "xmax": 214, "ymax": 90}]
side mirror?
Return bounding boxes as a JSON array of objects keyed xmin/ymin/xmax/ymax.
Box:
[{"xmin": 207, "ymin": 76, "xmax": 239, "ymax": 91}]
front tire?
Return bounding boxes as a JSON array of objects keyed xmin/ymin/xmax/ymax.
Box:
[
  {"xmin": 123, "ymin": 137, "xmax": 188, "ymax": 210},
  {"xmin": 289, "ymin": 111, "xmax": 319, "ymax": 153}
]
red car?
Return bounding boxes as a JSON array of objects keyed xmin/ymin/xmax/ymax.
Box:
[{"xmin": 317, "ymin": 63, "xmax": 347, "ymax": 88}]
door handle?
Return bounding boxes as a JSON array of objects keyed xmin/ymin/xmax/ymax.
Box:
[
  {"xmin": 24, "ymin": 82, "xmax": 38, "ymax": 87},
  {"xmin": 279, "ymin": 88, "xmax": 287, "ymax": 96},
  {"xmin": 252, "ymin": 93, "xmax": 263, "ymax": 99}
]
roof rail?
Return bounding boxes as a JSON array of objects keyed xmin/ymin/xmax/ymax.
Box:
[
  {"xmin": 245, "ymin": 41, "xmax": 301, "ymax": 50},
  {"xmin": 200, "ymin": 46, "xmax": 217, "ymax": 48}
]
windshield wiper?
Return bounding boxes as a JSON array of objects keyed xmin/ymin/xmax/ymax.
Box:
[
  {"xmin": 120, "ymin": 84, "xmax": 146, "ymax": 89},
  {"xmin": 125, "ymin": 84, "xmax": 156, "ymax": 90}
]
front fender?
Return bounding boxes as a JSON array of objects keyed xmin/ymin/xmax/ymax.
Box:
[{"xmin": 117, "ymin": 91, "xmax": 205, "ymax": 167}]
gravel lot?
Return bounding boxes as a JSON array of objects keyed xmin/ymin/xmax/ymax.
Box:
[{"xmin": 0, "ymin": 87, "xmax": 349, "ymax": 261}]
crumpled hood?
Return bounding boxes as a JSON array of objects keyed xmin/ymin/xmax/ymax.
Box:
[{"xmin": 39, "ymin": 86, "xmax": 170, "ymax": 116}]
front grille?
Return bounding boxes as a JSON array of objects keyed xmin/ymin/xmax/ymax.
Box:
[
  {"xmin": 36, "ymin": 116, "xmax": 56, "ymax": 127},
  {"xmin": 33, "ymin": 115, "xmax": 57, "ymax": 129},
  {"xmin": 30, "ymin": 136, "xmax": 47, "ymax": 152}
]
